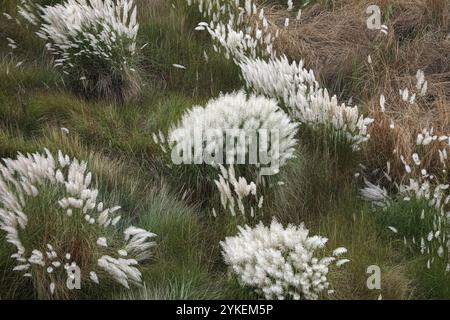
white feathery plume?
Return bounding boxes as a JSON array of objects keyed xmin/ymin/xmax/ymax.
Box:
[
  {"xmin": 166, "ymin": 91, "xmax": 298, "ymax": 173},
  {"xmin": 0, "ymin": 150, "xmax": 157, "ymax": 295},
  {"xmin": 221, "ymin": 219, "xmax": 348, "ymax": 300},
  {"xmin": 238, "ymin": 56, "xmax": 373, "ymax": 150},
  {"xmin": 18, "ymin": 0, "xmax": 139, "ymax": 91},
  {"xmin": 360, "ymin": 179, "xmax": 389, "ymax": 207}
]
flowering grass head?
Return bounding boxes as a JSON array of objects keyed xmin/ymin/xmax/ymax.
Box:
[
  {"xmin": 239, "ymin": 56, "xmax": 373, "ymax": 153},
  {"xmin": 164, "ymin": 91, "xmax": 298, "ymax": 177},
  {"xmin": 19, "ymin": 0, "xmax": 141, "ymax": 101},
  {"xmin": 221, "ymin": 219, "xmax": 348, "ymax": 300},
  {"xmin": 0, "ymin": 149, "xmax": 156, "ymax": 299},
  {"xmin": 187, "ymin": 0, "xmax": 278, "ymax": 60},
  {"xmin": 213, "ymin": 164, "xmax": 263, "ymax": 220}
]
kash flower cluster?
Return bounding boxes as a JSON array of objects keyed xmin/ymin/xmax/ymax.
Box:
[
  {"xmin": 0, "ymin": 150, "xmax": 156, "ymax": 296},
  {"xmin": 239, "ymin": 56, "xmax": 374, "ymax": 149},
  {"xmin": 165, "ymin": 91, "xmax": 298, "ymax": 175},
  {"xmin": 214, "ymin": 164, "xmax": 263, "ymax": 218},
  {"xmin": 188, "ymin": 0, "xmax": 278, "ymax": 59},
  {"xmin": 19, "ymin": 0, "xmax": 140, "ymax": 98},
  {"xmin": 221, "ymin": 220, "xmax": 349, "ymax": 300}
]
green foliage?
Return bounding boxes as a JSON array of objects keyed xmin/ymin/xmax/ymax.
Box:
[{"xmin": 138, "ymin": 0, "xmax": 241, "ymax": 97}]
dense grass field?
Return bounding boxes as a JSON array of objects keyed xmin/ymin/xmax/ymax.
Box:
[{"xmin": 0, "ymin": 0, "xmax": 449, "ymax": 300}]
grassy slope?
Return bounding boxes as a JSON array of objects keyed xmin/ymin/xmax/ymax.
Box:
[{"xmin": 0, "ymin": 0, "xmax": 448, "ymax": 299}]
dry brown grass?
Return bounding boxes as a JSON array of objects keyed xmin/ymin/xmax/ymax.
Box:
[
  {"xmin": 262, "ymin": 0, "xmax": 450, "ymax": 181},
  {"xmin": 136, "ymin": 0, "xmax": 167, "ymax": 20}
]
